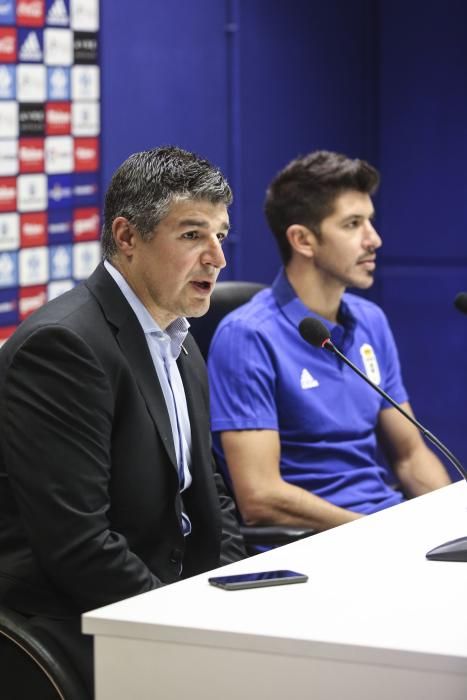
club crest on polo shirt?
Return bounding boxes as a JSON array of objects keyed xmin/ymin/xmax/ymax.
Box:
[
  {"xmin": 300, "ymin": 368, "xmax": 319, "ymax": 389},
  {"xmin": 360, "ymin": 343, "xmax": 381, "ymax": 384}
]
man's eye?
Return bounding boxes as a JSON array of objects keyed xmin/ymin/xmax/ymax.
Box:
[
  {"xmin": 217, "ymin": 233, "xmax": 227, "ymax": 244},
  {"xmin": 183, "ymin": 231, "xmax": 198, "ymax": 239}
]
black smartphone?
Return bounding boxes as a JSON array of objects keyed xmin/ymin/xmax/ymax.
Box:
[{"xmin": 208, "ymin": 569, "xmax": 308, "ymax": 590}]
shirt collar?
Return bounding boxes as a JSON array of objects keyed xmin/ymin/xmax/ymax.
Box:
[
  {"xmin": 103, "ymin": 260, "xmax": 189, "ymax": 359},
  {"xmin": 272, "ymin": 266, "xmax": 356, "ymax": 349}
]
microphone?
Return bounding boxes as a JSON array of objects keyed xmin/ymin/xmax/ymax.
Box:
[
  {"xmin": 298, "ymin": 316, "xmax": 467, "ymax": 562},
  {"xmin": 454, "ymin": 292, "xmax": 467, "ymax": 315}
]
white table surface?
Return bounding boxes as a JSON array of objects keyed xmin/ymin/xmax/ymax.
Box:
[{"xmin": 83, "ymin": 481, "xmax": 467, "ymax": 699}]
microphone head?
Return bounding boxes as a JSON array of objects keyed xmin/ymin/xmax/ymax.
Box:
[
  {"xmin": 454, "ymin": 292, "xmax": 467, "ymax": 315},
  {"xmin": 298, "ymin": 317, "xmax": 331, "ymax": 348}
]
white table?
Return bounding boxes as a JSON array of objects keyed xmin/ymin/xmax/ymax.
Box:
[{"xmin": 83, "ymin": 481, "xmax": 467, "ymax": 699}]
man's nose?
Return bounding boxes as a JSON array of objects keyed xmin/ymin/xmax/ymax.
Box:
[
  {"xmin": 364, "ymin": 221, "xmax": 382, "ymax": 250},
  {"xmin": 202, "ymin": 236, "xmax": 227, "ymax": 269}
]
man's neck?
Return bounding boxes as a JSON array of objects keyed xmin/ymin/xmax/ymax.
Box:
[{"xmin": 285, "ymin": 262, "xmax": 345, "ymax": 324}]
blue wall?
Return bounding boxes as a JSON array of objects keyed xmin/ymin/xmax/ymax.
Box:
[
  {"xmin": 376, "ymin": 0, "xmax": 467, "ymax": 474},
  {"xmin": 101, "ymin": 0, "xmax": 467, "ymax": 475}
]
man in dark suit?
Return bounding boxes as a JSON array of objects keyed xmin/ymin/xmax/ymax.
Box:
[{"xmin": 0, "ymin": 146, "xmax": 246, "ymax": 696}]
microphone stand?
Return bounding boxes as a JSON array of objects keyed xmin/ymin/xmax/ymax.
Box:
[{"xmin": 323, "ymin": 338, "xmax": 467, "ymax": 562}]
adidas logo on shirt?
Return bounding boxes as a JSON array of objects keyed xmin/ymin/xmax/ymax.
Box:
[{"xmin": 300, "ymin": 368, "xmax": 319, "ymax": 389}]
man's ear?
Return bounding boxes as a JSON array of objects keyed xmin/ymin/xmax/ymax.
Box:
[
  {"xmin": 285, "ymin": 224, "xmax": 316, "ymax": 259},
  {"xmin": 112, "ymin": 217, "xmax": 136, "ymax": 258}
]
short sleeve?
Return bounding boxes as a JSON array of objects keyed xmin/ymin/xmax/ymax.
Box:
[{"xmin": 208, "ymin": 317, "xmax": 278, "ymax": 432}]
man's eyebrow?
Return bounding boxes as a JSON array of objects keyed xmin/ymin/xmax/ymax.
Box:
[
  {"xmin": 341, "ymin": 211, "xmax": 375, "ymax": 223},
  {"xmin": 178, "ymin": 218, "xmax": 230, "ymax": 231}
]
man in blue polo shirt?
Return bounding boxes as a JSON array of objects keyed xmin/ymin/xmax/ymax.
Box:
[{"xmin": 208, "ymin": 150, "xmax": 451, "ymax": 532}]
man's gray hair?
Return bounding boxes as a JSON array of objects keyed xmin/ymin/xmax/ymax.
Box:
[{"xmin": 102, "ymin": 145, "xmax": 232, "ymax": 259}]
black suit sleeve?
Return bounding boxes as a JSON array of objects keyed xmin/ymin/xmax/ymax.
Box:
[{"xmin": 3, "ymin": 325, "xmax": 161, "ymax": 612}]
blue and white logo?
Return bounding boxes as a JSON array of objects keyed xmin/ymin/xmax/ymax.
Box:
[
  {"xmin": 17, "ymin": 65, "xmax": 47, "ymax": 103},
  {"xmin": 0, "ymin": 65, "xmax": 15, "ymax": 100},
  {"xmin": 73, "ymin": 241, "xmax": 100, "ymax": 280},
  {"xmin": 73, "ymin": 173, "xmax": 98, "ymax": 207},
  {"xmin": 71, "ymin": 65, "xmax": 99, "ymax": 100},
  {"xmin": 17, "ymin": 174, "xmax": 47, "ymax": 213},
  {"xmin": 46, "ymin": 0, "xmax": 70, "ymax": 27},
  {"xmin": 49, "ymin": 244, "xmax": 72, "ymax": 279},
  {"xmin": 47, "ymin": 278, "xmax": 74, "ymax": 301},
  {"xmin": 48, "ymin": 209, "xmax": 72, "ymax": 244},
  {"xmin": 48, "ymin": 174, "xmax": 73, "ymax": 209},
  {"xmin": 47, "ymin": 66, "xmax": 70, "ymax": 100},
  {"xmin": 18, "ymin": 29, "xmax": 44, "ymax": 63},
  {"xmin": 0, "ymin": 213, "xmax": 19, "ymax": 251},
  {"xmin": 19, "ymin": 247, "xmax": 49, "ymax": 286},
  {"xmin": 0, "ymin": 251, "xmax": 18, "ymax": 288},
  {"xmin": 0, "ymin": 140, "xmax": 18, "ymax": 176},
  {"xmin": 0, "ymin": 288, "xmax": 18, "ymax": 324},
  {"xmin": 0, "ymin": 0, "xmax": 15, "ymax": 25}
]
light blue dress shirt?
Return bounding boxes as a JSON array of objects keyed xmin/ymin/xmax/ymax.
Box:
[{"xmin": 104, "ymin": 260, "xmax": 192, "ymax": 534}]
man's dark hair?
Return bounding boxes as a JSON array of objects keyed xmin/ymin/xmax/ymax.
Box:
[
  {"xmin": 102, "ymin": 145, "xmax": 233, "ymax": 260},
  {"xmin": 264, "ymin": 150, "xmax": 380, "ymax": 264}
]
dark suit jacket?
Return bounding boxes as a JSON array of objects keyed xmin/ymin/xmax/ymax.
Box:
[{"xmin": 0, "ymin": 264, "xmax": 246, "ymax": 617}]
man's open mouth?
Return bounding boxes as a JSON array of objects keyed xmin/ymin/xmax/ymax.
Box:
[{"xmin": 192, "ymin": 281, "xmax": 212, "ymax": 291}]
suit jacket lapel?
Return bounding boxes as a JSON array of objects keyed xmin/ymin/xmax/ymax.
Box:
[
  {"xmin": 85, "ymin": 264, "xmax": 178, "ymax": 473},
  {"xmin": 177, "ymin": 337, "xmax": 212, "ymax": 480}
]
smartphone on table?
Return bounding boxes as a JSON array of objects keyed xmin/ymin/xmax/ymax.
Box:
[{"xmin": 208, "ymin": 569, "xmax": 308, "ymax": 590}]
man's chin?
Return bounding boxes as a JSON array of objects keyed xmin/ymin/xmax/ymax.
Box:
[
  {"xmin": 349, "ymin": 275, "xmax": 375, "ymax": 290},
  {"xmin": 185, "ymin": 298, "xmax": 211, "ymax": 319}
]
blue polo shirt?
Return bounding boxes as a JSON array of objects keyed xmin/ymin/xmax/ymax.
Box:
[{"xmin": 208, "ymin": 269, "xmax": 408, "ymax": 514}]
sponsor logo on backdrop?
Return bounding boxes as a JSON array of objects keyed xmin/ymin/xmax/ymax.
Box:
[
  {"xmin": 0, "ymin": 140, "xmax": 18, "ymax": 176},
  {"xmin": 0, "ymin": 177, "xmax": 16, "ymax": 212},
  {"xmin": 0, "ymin": 1, "xmax": 15, "ymax": 25},
  {"xmin": 73, "ymin": 206, "xmax": 99, "ymax": 241},
  {"xmin": 0, "ymin": 251, "xmax": 18, "ymax": 287},
  {"xmin": 0, "ymin": 65, "xmax": 15, "ymax": 99},
  {"xmin": 19, "ymin": 245, "xmax": 48, "ymax": 285},
  {"xmin": 17, "ymin": 173, "xmax": 47, "ymax": 212},
  {"xmin": 48, "ymin": 173, "xmax": 72, "ymax": 208},
  {"xmin": 0, "ymin": 101, "xmax": 18, "ymax": 139},
  {"xmin": 46, "ymin": 101, "xmax": 71, "ymax": 135},
  {"xmin": 0, "ymin": 288, "xmax": 18, "ymax": 325},
  {"xmin": 0, "ymin": 27, "xmax": 16, "ymax": 62},
  {"xmin": 18, "ymin": 28, "xmax": 43, "ymax": 63},
  {"xmin": 47, "ymin": 208, "xmax": 72, "ymax": 244},
  {"xmin": 44, "ymin": 27, "xmax": 73, "ymax": 65},
  {"xmin": 73, "ymin": 31, "xmax": 97, "ymax": 63},
  {"xmin": 71, "ymin": 64, "xmax": 99, "ymax": 100},
  {"xmin": 47, "ymin": 66, "xmax": 70, "ymax": 99},
  {"xmin": 19, "ymin": 285, "xmax": 47, "ymax": 320},
  {"xmin": 72, "ymin": 172, "xmax": 98, "ymax": 207},
  {"xmin": 73, "ymin": 240, "xmax": 100, "ymax": 279},
  {"xmin": 47, "ymin": 278, "xmax": 73, "ymax": 300},
  {"xmin": 0, "ymin": 212, "xmax": 19, "ymax": 251},
  {"xmin": 70, "ymin": 0, "xmax": 98, "ymax": 31},
  {"xmin": 71, "ymin": 100, "xmax": 99, "ymax": 136},
  {"xmin": 46, "ymin": 0, "xmax": 70, "ymax": 27},
  {"xmin": 17, "ymin": 0, "xmax": 46, "ymax": 27},
  {"xmin": 49, "ymin": 243, "xmax": 71, "ymax": 278},
  {"xmin": 20, "ymin": 211, "xmax": 47, "ymax": 247},
  {"xmin": 17, "ymin": 64, "xmax": 46, "ymax": 102},
  {"xmin": 19, "ymin": 138, "xmax": 45, "ymax": 173},
  {"xmin": 19, "ymin": 103, "xmax": 45, "ymax": 137},
  {"xmin": 45, "ymin": 135, "xmax": 73, "ymax": 173},
  {"xmin": 74, "ymin": 137, "xmax": 98, "ymax": 172},
  {"xmin": 0, "ymin": 0, "xmax": 99, "ymax": 337}
]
